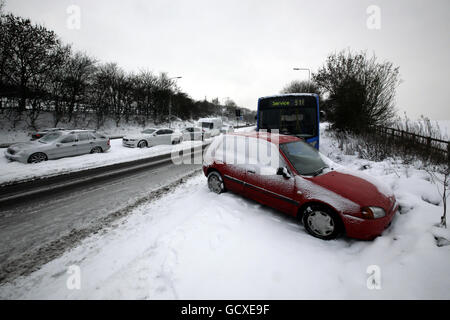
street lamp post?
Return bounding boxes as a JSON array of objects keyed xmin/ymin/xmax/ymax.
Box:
[
  {"xmin": 293, "ymin": 67, "xmax": 311, "ymax": 92},
  {"xmin": 168, "ymin": 76, "xmax": 182, "ymax": 128}
]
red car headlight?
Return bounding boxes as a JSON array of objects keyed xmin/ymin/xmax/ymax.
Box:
[{"xmin": 361, "ymin": 206, "xmax": 386, "ymax": 219}]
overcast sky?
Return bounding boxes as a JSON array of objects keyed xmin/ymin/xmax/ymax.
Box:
[{"xmin": 5, "ymin": 0, "xmax": 450, "ymax": 119}]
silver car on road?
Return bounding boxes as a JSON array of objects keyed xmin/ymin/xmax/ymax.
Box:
[
  {"xmin": 5, "ymin": 130, "xmax": 111, "ymax": 163},
  {"xmin": 122, "ymin": 128, "xmax": 183, "ymax": 148}
]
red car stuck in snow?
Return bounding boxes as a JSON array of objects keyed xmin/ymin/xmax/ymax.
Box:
[{"xmin": 202, "ymin": 132, "xmax": 398, "ymax": 240}]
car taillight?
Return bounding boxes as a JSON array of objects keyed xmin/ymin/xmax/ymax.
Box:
[
  {"xmin": 107, "ymin": 139, "xmax": 110, "ymax": 146},
  {"xmin": 35, "ymin": 134, "xmax": 41, "ymax": 138}
]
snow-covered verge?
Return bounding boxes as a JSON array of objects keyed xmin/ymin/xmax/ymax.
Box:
[
  {"xmin": 0, "ymin": 124, "xmax": 449, "ymax": 299},
  {"xmin": 0, "ymin": 139, "xmax": 205, "ymax": 185}
]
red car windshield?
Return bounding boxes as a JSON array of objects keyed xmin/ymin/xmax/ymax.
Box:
[{"xmin": 280, "ymin": 141, "xmax": 327, "ymax": 176}]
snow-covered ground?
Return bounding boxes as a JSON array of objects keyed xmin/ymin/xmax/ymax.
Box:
[{"xmin": 0, "ymin": 124, "xmax": 449, "ymax": 299}]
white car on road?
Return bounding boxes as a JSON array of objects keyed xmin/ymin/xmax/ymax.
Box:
[
  {"xmin": 122, "ymin": 128, "xmax": 183, "ymax": 148},
  {"xmin": 220, "ymin": 124, "xmax": 234, "ymax": 134}
]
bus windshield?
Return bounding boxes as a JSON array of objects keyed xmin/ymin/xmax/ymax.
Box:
[{"xmin": 258, "ymin": 96, "xmax": 318, "ymax": 138}]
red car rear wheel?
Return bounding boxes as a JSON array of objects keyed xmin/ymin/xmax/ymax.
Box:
[{"xmin": 207, "ymin": 171, "xmax": 225, "ymax": 194}]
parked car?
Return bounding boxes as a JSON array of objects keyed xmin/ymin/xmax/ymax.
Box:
[
  {"xmin": 122, "ymin": 128, "xmax": 183, "ymax": 148},
  {"xmin": 203, "ymin": 132, "xmax": 398, "ymax": 240},
  {"xmin": 30, "ymin": 127, "xmax": 66, "ymax": 140},
  {"xmin": 181, "ymin": 127, "xmax": 211, "ymax": 141},
  {"xmin": 220, "ymin": 124, "xmax": 234, "ymax": 134},
  {"xmin": 197, "ymin": 118, "xmax": 222, "ymax": 137},
  {"xmin": 5, "ymin": 130, "xmax": 110, "ymax": 163}
]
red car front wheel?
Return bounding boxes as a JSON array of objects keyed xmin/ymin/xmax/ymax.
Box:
[{"xmin": 302, "ymin": 204, "xmax": 342, "ymax": 240}]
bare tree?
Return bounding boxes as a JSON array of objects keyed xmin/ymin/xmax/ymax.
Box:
[
  {"xmin": 314, "ymin": 49, "xmax": 401, "ymax": 132},
  {"xmin": 62, "ymin": 52, "xmax": 96, "ymax": 124},
  {"xmin": 135, "ymin": 70, "xmax": 158, "ymax": 125},
  {"xmin": 0, "ymin": 14, "xmax": 66, "ymax": 127},
  {"xmin": 281, "ymin": 80, "xmax": 320, "ymax": 94}
]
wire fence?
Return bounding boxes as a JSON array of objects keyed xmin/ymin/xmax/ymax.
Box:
[{"xmin": 370, "ymin": 125, "xmax": 449, "ymax": 163}]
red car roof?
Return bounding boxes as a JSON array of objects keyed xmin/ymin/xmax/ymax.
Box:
[{"xmin": 228, "ymin": 131, "xmax": 302, "ymax": 144}]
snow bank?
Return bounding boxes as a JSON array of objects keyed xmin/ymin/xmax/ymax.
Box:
[{"xmin": 1, "ymin": 171, "xmax": 449, "ymax": 299}]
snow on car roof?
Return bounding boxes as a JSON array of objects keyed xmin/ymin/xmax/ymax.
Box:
[{"xmin": 40, "ymin": 128, "xmax": 65, "ymax": 131}]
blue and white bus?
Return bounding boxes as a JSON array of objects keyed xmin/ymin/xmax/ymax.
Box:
[{"xmin": 256, "ymin": 93, "xmax": 320, "ymax": 150}]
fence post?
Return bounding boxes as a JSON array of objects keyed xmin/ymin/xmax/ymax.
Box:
[
  {"xmin": 447, "ymin": 142, "xmax": 450, "ymax": 162},
  {"xmin": 427, "ymin": 137, "xmax": 431, "ymax": 154}
]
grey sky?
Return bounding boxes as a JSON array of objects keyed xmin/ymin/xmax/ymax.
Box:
[{"xmin": 5, "ymin": 0, "xmax": 450, "ymax": 119}]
